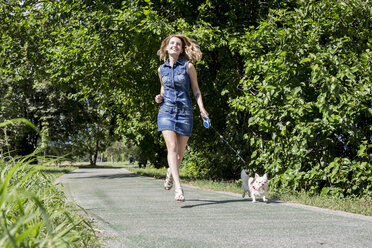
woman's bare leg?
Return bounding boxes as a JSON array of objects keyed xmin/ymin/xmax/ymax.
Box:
[
  {"xmin": 162, "ymin": 131, "xmax": 189, "ymax": 191},
  {"xmin": 176, "ymin": 133, "xmax": 189, "ymax": 169}
]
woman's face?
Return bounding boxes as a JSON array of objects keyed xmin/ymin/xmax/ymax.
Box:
[{"xmin": 166, "ymin": 37, "xmax": 183, "ymax": 57}]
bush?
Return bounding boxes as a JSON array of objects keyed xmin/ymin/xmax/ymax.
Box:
[{"xmin": 229, "ymin": 0, "xmax": 372, "ymax": 196}]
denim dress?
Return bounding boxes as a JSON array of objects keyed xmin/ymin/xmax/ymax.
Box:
[{"xmin": 157, "ymin": 58, "xmax": 193, "ymax": 136}]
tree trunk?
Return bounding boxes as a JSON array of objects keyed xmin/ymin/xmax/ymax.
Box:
[
  {"xmin": 90, "ymin": 147, "xmax": 98, "ymax": 166},
  {"xmin": 91, "ymin": 139, "xmax": 99, "ymax": 166},
  {"xmin": 89, "ymin": 154, "xmax": 96, "ymax": 166}
]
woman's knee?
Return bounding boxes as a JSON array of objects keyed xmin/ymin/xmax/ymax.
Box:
[
  {"xmin": 177, "ymin": 154, "xmax": 182, "ymax": 164},
  {"xmin": 167, "ymin": 142, "xmax": 177, "ymax": 153},
  {"xmin": 163, "ymin": 131, "xmax": 178, "ymax": 153}
]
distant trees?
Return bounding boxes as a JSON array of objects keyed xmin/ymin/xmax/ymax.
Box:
[{"xmin": 0, "ymin": 1, "xmax": 118, "ymax": 163}]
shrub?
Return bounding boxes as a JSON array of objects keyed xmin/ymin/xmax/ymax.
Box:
[{"xmin": 229, "ymin": 0, "xmax": 372, "ymax": 196}]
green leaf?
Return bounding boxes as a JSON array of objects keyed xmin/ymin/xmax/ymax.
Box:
[{"xmin": 300, "ymin": 58, "xmax": 311, "ymax": 63}]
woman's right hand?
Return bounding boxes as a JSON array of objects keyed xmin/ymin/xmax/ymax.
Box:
[{"xmin": 155, "ymin": 94, "xmax": 163, "ymax": 103}]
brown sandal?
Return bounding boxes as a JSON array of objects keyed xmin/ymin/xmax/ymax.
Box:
[{"xmin": 164, "ymin": 168, "xmax": 173, "ymax": 190}]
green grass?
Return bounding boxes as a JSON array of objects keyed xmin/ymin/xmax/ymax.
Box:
[
  {"xmin": 269, "ymin": 191, "xmax": 372, "ymax": 216},
  {"xmin": 126, "ymin": 166, "xmax": 372, "ymax": 217},
  {"xmin": 0, "ymin": 156, "xmax": 102, "ymax": 247}
]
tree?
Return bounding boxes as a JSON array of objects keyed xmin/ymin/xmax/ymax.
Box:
[
  {"xmin": 0, "ymin": 1, "xmax": 118, "ymax": 160},
  {"xmin": 69, "ymin": 100, "xmax": 117, "ymax": 166}
]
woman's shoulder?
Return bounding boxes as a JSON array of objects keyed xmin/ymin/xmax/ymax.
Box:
[
  {"xmin": 187, "ymin": 61, "xmax": 195, "ymax": 70},
  {"xmin": 158, "ymin": 63, "xmax": 165, "ymax": 72},
  {"xmin": 159, "ymin": 60, "xmax": 171, "ymax": 69},
  {"xmin": 186, "ymin": 61, "xmax": 194, "ymax": 67},
  {"xmin": 158, "ymin": 63, "xmax": 169, "ymax": 75}
]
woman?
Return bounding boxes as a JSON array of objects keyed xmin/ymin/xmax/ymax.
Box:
[{"xmin": 155, "ymin": 34, "xmax": 208, "ymax": 202}]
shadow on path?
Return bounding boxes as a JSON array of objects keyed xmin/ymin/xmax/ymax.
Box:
[
  {"xmin": 182, "ymin": 198, "xmax": 283, "ymax": 208},
  {"xmin": 69, "ymin": 173, "xmax": 139, "ymax": 180},
  {"xmin": 56, "ymin": 168, "xmax": 139, "ymax": 182}
]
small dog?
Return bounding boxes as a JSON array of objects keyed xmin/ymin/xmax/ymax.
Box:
[{"xmin": 241, "ymin": 170, "xmax": 269, "ymax": 203}]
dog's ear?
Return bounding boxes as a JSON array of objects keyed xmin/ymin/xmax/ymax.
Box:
[
  {"xmin": 263, "ymin": 174, "xmax": 268, "ymax": 180},
  {"xmin": 255, "ymin": 173, "xmax": 259, "ymax": 178}
]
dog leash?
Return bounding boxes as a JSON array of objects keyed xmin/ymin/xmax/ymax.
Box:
[{"xmin": 201, "ymin": 116, "xmax": 246, "ymax": 164}]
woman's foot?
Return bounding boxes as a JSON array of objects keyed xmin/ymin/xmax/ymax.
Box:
[
  {"xmin": 164, "ymin": 168, "xmax": 173, "ymax": 190},
  {"xmin": 174, "ymin": 188, "xmax": 185, "ymax": 202}
]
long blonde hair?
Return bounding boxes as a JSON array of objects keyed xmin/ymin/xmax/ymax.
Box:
[{"xmin": 157, "ymin": 34, "xmax": 202, "ymax": 64}]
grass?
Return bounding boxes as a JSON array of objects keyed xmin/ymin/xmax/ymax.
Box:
[
  {"xmin": 0, "ymin": 156, "xmax": 102, "ymax": 247},
  {"xmin": 126, "ymin": 166, "xmax": 372, "ymax": 217},
  {"xmin": 270, "ymin": 191, "xmax": 372, "ymax": 216}
]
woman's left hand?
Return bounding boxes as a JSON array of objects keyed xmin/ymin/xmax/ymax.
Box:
[{"xmin": 200, "ymin": 109, "xmax": 209, "ymax": 118}]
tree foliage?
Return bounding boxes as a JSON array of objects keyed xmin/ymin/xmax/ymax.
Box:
[
  {"xmin": 0, "ymin": 1, "xmax": 117, "ymax": 162},
  {"xmin": 229, "ymin": 0, "xmax": 372, "ymax": 196}
]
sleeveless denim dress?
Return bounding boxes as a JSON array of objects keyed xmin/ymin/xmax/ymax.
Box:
[{"xmin": 157, "ymin": 58, "xmax": 193, "ymax": 136}]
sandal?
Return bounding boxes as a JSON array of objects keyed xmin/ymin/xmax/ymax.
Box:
[
  {"xmin": 175, "ymin": 188, "xmax": 185, "ymax": 202},
  {"xmin": 164, "ymin": 168, "xmax": 173, "ymax": 190}
]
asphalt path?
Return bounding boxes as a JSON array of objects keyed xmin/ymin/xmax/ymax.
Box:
[{"xmin": 56, "ymin": 168, "xmax": 372, "ymax": 248}]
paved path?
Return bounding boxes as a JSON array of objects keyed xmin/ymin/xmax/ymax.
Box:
[{"xmin": 56, "ymin": 168, "xmax": 372, "ymax": 248}]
